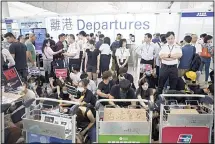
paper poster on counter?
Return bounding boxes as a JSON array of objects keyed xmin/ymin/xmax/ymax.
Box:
[{"xmin": 3, "ymin": 67, "xmax": 22, "ymax": 90}]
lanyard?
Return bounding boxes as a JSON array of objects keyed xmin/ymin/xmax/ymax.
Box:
[
  {"xmin": 168, "ymin": 45, "xmax": 174, "ymax": 53},
  {"xmin": 146, "ymin": 44, "xmax": 150, "ymax": 53},
  {"xmin": 121, "ymin": 48, "xmax": 125, "ymax": 56}
]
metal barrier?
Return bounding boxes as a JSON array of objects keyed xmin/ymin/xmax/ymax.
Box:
[
  {"xmin": 22, "ymin": 98, "xmax": 79, "ymax": 143},
  {"xmin": 95, "ymin": 99, "xmax": 153, "ymax": 143},
  {"xmin": 159, "ymin": 94, "xmax": 214, "ymax": 143}
]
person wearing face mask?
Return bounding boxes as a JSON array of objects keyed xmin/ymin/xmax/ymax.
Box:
[
  {"xmin": 77, "ymin": 79, "xmax": 97, "ymax": 106},
  {"xmin": 42, "ymin": 39, "xmax": 63, "ymax": 83},
  {"xmin": 109, "ymin": 79, "xmax": 136, "ymax": 107},
  {"xmin": 59, "ymin": 86, "xmax": 70, "ymax": 101},
  {"xmin": 117, "ymin": 67, "xmax": 136, "ymax": 90},
  {"xmin": 198, "ymin": 35, "xmax": 213, "ymax": 83},
  {"xmin": 85, "ymin": 39, "xmax": 100, "ymax": 84},
  {"xmin": 144, "ymin": 66, "xmax": 157, "ymax": 90},
  {"xmin": 80, "ymin": 73, "xmax": 97, "ymax": 95},
  {"xmin": 115, "ymin": 39, "xmax": 130, "ymax": 76},
  {"xmin": 97, "ymin": 71, "xmax": 115, "ymax": 105},
  {"xmin": 20, "ymin": 82, "xmax": 36, "ymax": 102},
  {"xmin": 69, "ymin": 65, "xmax": 81, "ymax": 87},
  {"xmin": 136, "ymin": 77, "xmax": 154, "ymax": 109}
]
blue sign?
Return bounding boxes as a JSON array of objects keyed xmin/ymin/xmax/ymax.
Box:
[
  {"xmin": 5, "ymin": 19, "xmax": 13, "ymax": 24},
  {"xmin": 20, "ymin": 29, "xmax": 33, "ymax": 36},
  {"xmin": 33, "ymin": 28, "xmax": 46, "ymax": 54},
  {"xmin": 27, "ymin": 132, "xmax": 72, "ymax": 143},
  {"xmin": 181, "ymin": 12, "xmax": 214, "ymax": 17}
]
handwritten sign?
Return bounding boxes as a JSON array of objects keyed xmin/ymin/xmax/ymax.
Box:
[
  {"xmin": 3, "ymin": 67, "xmax": 22, "ymax": 89},
  {"xmin": 104, "ymin": 108, "xmax": 147, "ymax": 121},
  {"xmin": 55, "ymin": 69, "xmax": 67, "ymax": 79}
]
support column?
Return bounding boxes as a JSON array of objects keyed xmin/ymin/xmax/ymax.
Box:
[{"xmin": 2, "ymin": 2, "xmax": 10, "ymax": 18}]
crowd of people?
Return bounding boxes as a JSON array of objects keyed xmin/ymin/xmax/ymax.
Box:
[{"xmin": 1, "ymin": 30, "xmax": 214, "ymax": 143}]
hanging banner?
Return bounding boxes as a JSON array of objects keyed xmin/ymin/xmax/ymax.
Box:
[
  {"xmin": 5, "ymin": 19, "xmax": 13, "ymax": 32},
  {"xmin": 18, "ymin": 18, "xmax": 45, "ymax": 29},
  {"xmin": 33, "ymin": 28, "xmax": 47, "ymax": 53},
  {"xmin": 181, "ymin": 12, "xmax": 214, "ymax": 17},
  {"xmin": 3, "ymin": 67, "xmax": 22, "ymax": 90}
]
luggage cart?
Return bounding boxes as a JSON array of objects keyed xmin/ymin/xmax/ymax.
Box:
[
  {"xmin": 22, "ymin": 98, "xmax": 79, "ymax": 143},
  {"xmin": 159, "ymin": 94, "xmax": 214, "ymax": 143},
  {"xmin": 95, "ymin": 99, "xmax": 153, "ymax": 143}
]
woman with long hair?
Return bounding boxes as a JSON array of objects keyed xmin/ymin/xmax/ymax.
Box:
[
  {"xmin": 199, "ymin": 35, "xmax": 213, "ymax": 83},
  {"xmin": 42, "ymin": 39, "xmax": 62, "ymax": 83}
]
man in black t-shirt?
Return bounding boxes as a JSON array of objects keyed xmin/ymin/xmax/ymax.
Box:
[
  {"xmin": 4, "ymin": 32, "xmax": 28, "ymax": 81},
  {"xmin": 97, "ymin": 71, "xmax": 115, "ymax": 105},
  {"xmin": 109, "ymin": 79, "xmax": 136, "ymax": 107}
]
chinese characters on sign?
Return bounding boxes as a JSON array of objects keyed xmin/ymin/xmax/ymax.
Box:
[{"xmin": 50, "ymin": 18, "xmax": 73, "ymax": 31}]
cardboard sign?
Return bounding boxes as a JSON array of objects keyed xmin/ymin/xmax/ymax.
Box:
[
  {"xmin": 104, "ymin": 108, "xmax": 147, "ymax": 122},
  {"xmin": 55, "ymin": 69, "xmax": 67, "ymax": 78},
  {"xmin": 3, "ymin": 67, "xmax": 22, "ymax": 89}
]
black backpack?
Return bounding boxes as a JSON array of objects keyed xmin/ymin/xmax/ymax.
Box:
[{"xmin": 189, "ymin": 47, "xmax": 201, "ymax": 72}]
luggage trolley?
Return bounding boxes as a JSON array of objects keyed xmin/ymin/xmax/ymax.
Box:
[
  {"xmin": 95, "ymin": 99, "xmax": 153, "ymax": 143},
  {"xmin": 22, "ymin": 98, "xmax": 79, "ymax": 143},
  {"xmin": 159, "ymin": 94, "xmax": 214, "ymax": 143}
]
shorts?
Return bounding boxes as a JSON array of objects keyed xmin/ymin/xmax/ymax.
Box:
[{"xmin": 87, "ymin": 65, "xmax": 97, "ymax": 73}]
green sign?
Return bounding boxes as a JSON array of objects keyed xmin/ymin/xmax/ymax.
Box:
[{"xmin": 99, "ymin": 135, "xmax": 150, "ymax": 143}]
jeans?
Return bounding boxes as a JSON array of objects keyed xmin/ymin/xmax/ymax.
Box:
[
  {"xmin": 17, "ymin": 69, "xmax": 28, "ymax": 82},
  {"xmin": 199, "ymin": 57, "xmax": 211, "ymax": 81},
  {"xmin": 88, "ymin": 124, "xmax": 96, "ymax": 143}
]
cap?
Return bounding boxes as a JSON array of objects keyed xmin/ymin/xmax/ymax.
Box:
[{"xmin": 185, "ymin": 71, "xmax": 197, "ymax": 82}]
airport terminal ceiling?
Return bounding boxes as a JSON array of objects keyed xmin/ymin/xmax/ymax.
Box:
[{"xmin": 7, "ymin": 2, "xmax": 214, "ymax": 18}]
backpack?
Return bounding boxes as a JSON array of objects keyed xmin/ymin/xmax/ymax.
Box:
[{"xmin": 189, "ymin": 47, "xmax": 201, "ymax": 72}]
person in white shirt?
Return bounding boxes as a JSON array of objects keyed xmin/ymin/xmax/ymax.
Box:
[
  {"xmin": 69, "ymin": 65, "xmax": 81, "ymax": 87},
  {"xmin": 99, "ymin": 37, "xmax": 112, "ymax": 75},
  {"xmin": 42, "ymin": 39, "xmax": 62, "ymax": 83},
  {"xmin": 78, "ymin": 31, "xmax": 88, "ymax": 72},
  {"xmin": 63, "ymin": 34, "xmax": 80, "ymax": 72},
  {"xmin": 158, "ymin": 31, "xmax": 182, "ymax": 94},
  {"xmin": 135, "ymin": 33, "xmax": 158, "ymax": 79},
  {"xmin": 191, "ymin": 34, "xmax": 202, "ymax": 54},
  {"xmin": 115, "ymin": 39, "xmax": 130, "ymax": 76}
]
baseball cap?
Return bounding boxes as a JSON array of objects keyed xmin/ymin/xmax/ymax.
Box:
[{"xmin": 185, "ymin": 71, "xmax": 197, "ymax": 82}]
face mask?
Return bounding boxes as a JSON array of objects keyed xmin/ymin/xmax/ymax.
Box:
[
  {"xmin": 63, "ymin": 91, "xmax": 68, "ymax": 94},
  {"xmin": 142, "ymin": 85, "xmax": 148, "ymax": 90},
  {"xmin": 77, "ymin": 87, "xmax": 84, "ymax": 93},
  {"xmin": 109, "ymin": 77, "xmax": 113, "ymax": 81},
  {"xmin": 21, "ymin": 86, "xmax": 26, "ymax": 91},
  {"xmin": 145, "ymin": 71, "xmax": 152, "ymax": 76},
  {"xmin": 29, "ymin": 82, "xmax": 36, "ymax": 88}
]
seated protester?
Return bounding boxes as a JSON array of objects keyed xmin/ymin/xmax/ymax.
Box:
[
  {"xmin": 136, "ymin": 77, "xmax": 155, "ymax": 109},
  {"xmin": 109, "ymin": 79, "xmax": 136, "ymax": 107},
  {"xmin": 70, "ymin": 65, "xmax": 81, "ymax": 87},
  {"xmin": 117, "ymin": 67, "xmax": 136, "ymax": 90},
  {"xmin": 80, "ymin": 73, "xmax": 97, "ymax": 95},
  {"xmin": 199, "ymin": 83, "xmax": 214, "ymax": 105},
  {"xmin": 76, "ymin": 79, "xmax": 97, "ymax": 106},
  {"xmin": 97, "ymin": 71, "xmax": 115, "ymax": 105},
  {"xmin": 144, "ymin": 66, "xmax": 157, "ymax": 89},
  {"xmin": 59, "ymin": 86, "xmax": 70, "ymax": 101},
  {"xmin": 76, "ymin": 104, "xmax": 96, "ymax": 143}
]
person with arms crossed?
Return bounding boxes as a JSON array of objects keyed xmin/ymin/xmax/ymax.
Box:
[{"xmin": 157, "ymin": 31, "xmax": 182, "ymax": 94}]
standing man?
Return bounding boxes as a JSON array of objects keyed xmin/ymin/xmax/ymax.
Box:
[
  {"xmin": 54, "ymin": 33, "xmax": 66, "ymax": 61},
  {"xmin": 158, "ymin": 31, "xmax": 182, "ymax": 94},
  {"xmin": 110, "ymin": 33, "xmax": 122, "ymax": 72},
  {"xmin": 25, "ymin": 33, "xmax": 36, "ymax": 68},
  {"xmin": 95, "ymin": 34, "xmax": 104, "ymax": 49},
  {"xmin": 78, "ymin": 31, "xmax": 88, "ymax": 72},
  {"xmin": 4, "ymin": 32, "xmax": 28, "ymax": 81},
  {"xmin": 63, "ymin": 34, "xmax": 80, "ymax": 72},
  {"xmin": 178, "ymin": 35, "xmax": 196, "ymax": 77},
  {"xmin": 191, "ymin": 34, "xmax": 202, "ymax": 54},
  {"xmin": 152, "ymin": 33, "xmax": 161, "ymax": 43},
  {"xmin": 135, "ymin": 33, "xmax": 158, "ymax": 79}
]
